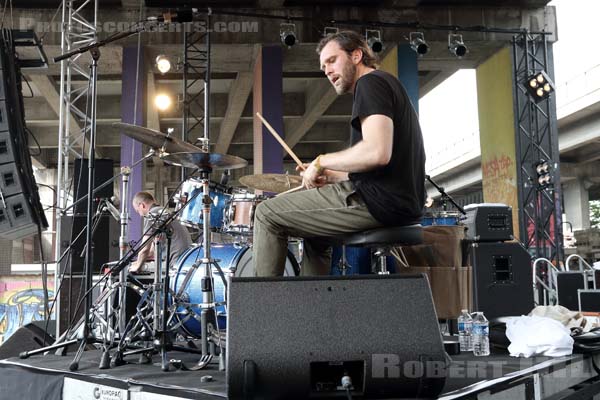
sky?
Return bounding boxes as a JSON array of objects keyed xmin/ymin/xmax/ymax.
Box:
[{"xmin": 418, "ymin": 0, "xmax": 600, "ymax": 173}]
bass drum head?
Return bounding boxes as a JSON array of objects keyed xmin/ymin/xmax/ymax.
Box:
[{"xmin": 232, "ymin": 247, "xmax": 300, "ymax": 277}]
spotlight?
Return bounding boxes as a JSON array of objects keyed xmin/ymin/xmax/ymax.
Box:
[
  {"xmin": 155, "ymin": 54, "xmax": 171, "ymax": 74},
  {"xmin": 448, "ymin": 33, "xmax": 468, "ymax": 58},
  {"xmin": 323, "ymin": 27, "xmax": 339, "ymax": 37},
  {"xmin": 535, "ymin": 160, "xmax": 552, "ymax": 187},
  {"xmin": 524, "ymin": 70, "xmax": 555, "ymax": 102},
  {"xmin": 409, "ymin": 32, "xmax": 429, "ymax": 56},
  {"xmin": 154, "ymin": 93, "xmax": 172, "ymax": 111},
  {"xmin": 280, "ymin": 23, "xmax": 297, "ymax": 47},
  {"xmin": 366, "ymin": 29, "xmax": 383, "ymax": 53}
]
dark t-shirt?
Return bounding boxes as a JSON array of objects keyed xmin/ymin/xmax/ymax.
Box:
[
  {"xmin": 348, "ymin": 70, "xmax": 426, "ymax": 226},
  {"xmin": 144, "ymin": 205, "xmax": 192, "ymax": 267}
]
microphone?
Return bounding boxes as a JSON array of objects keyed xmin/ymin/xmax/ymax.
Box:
[{"xmin": 146, "ymin": 8, "xmax": 198, "ymax": 24}]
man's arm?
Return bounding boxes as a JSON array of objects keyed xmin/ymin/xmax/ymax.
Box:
[
  {"xmin": 302, "ymin": 114, "xmax": 393, "ymax": 188},
  {"xmin": 129, "ymin": 234, "xmax": 154, "ymax": 273}
]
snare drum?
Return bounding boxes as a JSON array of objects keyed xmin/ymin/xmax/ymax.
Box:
[
  {"xmin": 170, "ymin": 243, "xmax": 299, "ymax": 337},
  {"xmin": 223, "ymin": 193, "xmax": 266, "ymax": 235},
  {"xmin": 176, "ymin": 179, "xmax": 230, "ymax": 230}
]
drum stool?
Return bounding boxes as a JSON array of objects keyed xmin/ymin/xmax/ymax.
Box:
[{"xmin": 329, "ymin": 224, "xmax": 423, "ymax": 274}]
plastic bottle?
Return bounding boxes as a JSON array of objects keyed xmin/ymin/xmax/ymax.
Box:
[
  {"xmin": 472, "ymin": 311, "xmax": 490, "ymax": 356},
  {"xmin": 457, "ymin": 309, "xmax": 473, "ymax": 352}
]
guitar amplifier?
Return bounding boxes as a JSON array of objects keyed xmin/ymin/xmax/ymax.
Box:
[{"xmin": 462, "ymin": 203, "xmax": 513, "ymax": 242}]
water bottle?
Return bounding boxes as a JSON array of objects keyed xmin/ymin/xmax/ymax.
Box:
[
  {"xmin": 472, "ymin": 311, "xmax": 490, "ymax": 356},
  {"xmin": 457, "ymin": 309, "xmax": 473, "ymax": 352}
]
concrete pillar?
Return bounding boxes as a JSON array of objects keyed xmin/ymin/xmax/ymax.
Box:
[
  {"xmin": 397, "ymin": 44, "xmax": 419, "ymax": 114},
  {"xmin": 253, "ymin": 45, "xmax": 284, "ymax": 175},
  {"xmin": 563, "ymin": 178, "xmax": 591, "ymax": 231},
  {"xmin": 379, "ymin": 44, "xmax": 419, "ymax": 114},
  {"xmin": 120, "ymin": 47, "xmax": 146, "ymax": 241},
  {"xmin": 476, "ymin": 47, "xmax": 521, "ymax": 239}
]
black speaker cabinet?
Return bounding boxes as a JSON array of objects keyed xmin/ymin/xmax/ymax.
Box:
[
  {"xmin": 0, "ymin": 320, "xmax": 55, "ymax": 359},
  {"xmin": 470, "ymin": 242, "xmax": 534, "ymax": 319},
  {"xmin": 556, "ymin": 272, "xmax": 586, "ymax": 311},
  {"xmin": 227, "ymin": 274, "xmax": 447, "ymax": 399}
]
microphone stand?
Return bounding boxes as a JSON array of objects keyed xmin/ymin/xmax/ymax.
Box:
[{"xmin": 425, "ymin": 175, "xmax": 466, "ymax": 215}]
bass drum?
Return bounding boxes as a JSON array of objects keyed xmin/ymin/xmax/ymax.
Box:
[{"xmin": 171, "ymin": 243, "xmax": 299, "ymax": 338}]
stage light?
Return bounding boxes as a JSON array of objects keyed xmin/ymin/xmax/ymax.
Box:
[
  {"xmin": 409, "ymin": 32, "xmax": 429, "ymax": 56},
  {"xmin": 448, "ymin": 33, "xmax": 468, "ymax": 58},
  {"xmin": 366, "ymin": 29, "xmax": 383, "ymax": 53},
  {"xmin": 535, "ymin": 160, "xmax": 552, "ymax": 187},
  {"xmin": 154, "ymin": 93, "xmax": 172, "ymax": 111},
  {"xmin": 280, "ymin": 23, "xmax": 297, "ymax": 47},
  {"xmin": 155, "ymin": 55, "xmax": 171, "ymax": 74},
  {"xmin": 323, "ymin": 27, "xmax": 339, "ymax": 37},
  {"xmin": 524, "ymin": 70, "xmax": 555, "ymax": 102}
]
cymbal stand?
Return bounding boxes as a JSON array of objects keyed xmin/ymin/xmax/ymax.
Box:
[
  {"xmin": 110, "ymin": 224, "xmax": 173, "ymax": 370},
  {"xmin": 168, "ymin": 167, "xmax": 226, "ymax": 371},
  {"xmin": 98, "ymin": 167, "xmax": 131, "ymax": 369}
]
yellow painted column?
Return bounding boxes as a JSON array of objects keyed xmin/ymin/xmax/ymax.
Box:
[{"xmin": 476, "ymin": 47, "xmax": 520, "ymax": 239}]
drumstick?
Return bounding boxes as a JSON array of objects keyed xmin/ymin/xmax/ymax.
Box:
[
  {"xmin": 279, "ymin": 185, "xmax": 304, "ymax": 196},
  {"xmin": 256, "ymin": 112, "xmax": 305, "ymax": 171}
]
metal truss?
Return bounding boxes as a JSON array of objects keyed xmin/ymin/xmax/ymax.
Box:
[
  {"xmin": 54, "ymin": 0, "xmax": 98, "ymax": 334},
  {"xmin": 182, "ymin": 12, "xmax": 211, "ymax": 150},
  {"xmin": 513, "ymin": 32, "xmax": 564, "ymax": 263}
]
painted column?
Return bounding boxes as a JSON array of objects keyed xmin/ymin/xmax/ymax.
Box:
[
  {"xmin": 253, "ymin": 45, "xmax": 284, "ymax": 175},
  {"xmin": 120, "ymin": 47, "xmax": 145, "ymax": 241}
]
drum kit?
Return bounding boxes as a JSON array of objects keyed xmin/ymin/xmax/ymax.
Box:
[{"xmin": 98, "ymin": 122, "xmax": 304, "ymax": 371}]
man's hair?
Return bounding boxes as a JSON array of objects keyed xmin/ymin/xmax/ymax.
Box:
[
  {"xmin": 133, "ymin": 191, "xmax": 156, "ymax": 206},
  {"xmin": 316, "ymin": 30, "xmax": 378, "ymax": 69}
]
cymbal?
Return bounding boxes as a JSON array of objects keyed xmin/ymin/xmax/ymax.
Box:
[
  {"xmin": 161, "ymin": 152, "xmax": 248, "ymax": 170},
  {"xmin": 239, "ymin": 174, "xmax": 302, "ymax": 194},
  {"xmin": 114, "ymin": 122, "xmax": 202, "ymax": 154}
]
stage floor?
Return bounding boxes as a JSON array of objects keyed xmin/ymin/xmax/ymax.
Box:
[{"xmin": 0, "ymin": 347, "xmax": 599, "ymax": 399}]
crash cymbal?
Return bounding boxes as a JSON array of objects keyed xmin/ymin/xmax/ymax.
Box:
[
  {"xmin": 114, "ymin": 122, "xmax": 202, "ymax": 154},
  {"xmin": 239, "ymin": 174, "xmax": 302, "ymax": 194},
  {"xmin": 161, "ymin": 152, "xmax": 248, "ymax": 170}
]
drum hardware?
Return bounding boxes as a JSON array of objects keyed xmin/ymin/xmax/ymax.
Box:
[
  {"xmin": 425, "ymin": 174, "xmax": 466, "ymax": 216},
  {"xmin": 18, "ymin": 151, "xmax": 156, "ymax": 366},
  {"xmin": 337, "ymin": 245, "xmax": 352, "ymax": 275}
]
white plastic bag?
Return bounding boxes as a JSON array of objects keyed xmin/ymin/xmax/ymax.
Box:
[{"xmin": 506, "ymin": 315, "xmax": 574, "ymax": 357}]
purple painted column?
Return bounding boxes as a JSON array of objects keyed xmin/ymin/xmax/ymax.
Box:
[
  {"xmin": 120, "ymin": 46, "xmax": 145, "ymax": 241},
  {"xmin": 253, "ymin": 45, "xmax": 284, "ymax": 175}
]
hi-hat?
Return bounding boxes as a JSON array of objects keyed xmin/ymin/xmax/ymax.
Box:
[
  {"xmin": 114, "ymin": 122, "xmax": 202, "ymax": 154},
  {"xmin": 239, "ymin": 174, "xmax": 302, "ymax": 194},
  {"xmin": 161, "ymin": 152, "xmax": 248, "ymax": 170}
]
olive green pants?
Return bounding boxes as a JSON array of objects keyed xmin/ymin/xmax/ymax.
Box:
[{"xmin": 253, "ymin": 181, "xmax": 383, "ymax": 276}]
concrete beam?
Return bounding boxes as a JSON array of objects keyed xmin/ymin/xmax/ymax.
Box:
[
  {"xmin": 214, "ymin": 71, "xmax": 254, "ymax": 154},
  {"xmin": 286, "ymin": 78, "xmax": 338, "ymax": 149},
  {"xmin": 28, "ymin": 74, "xmax": 102, "ymax": 158}
]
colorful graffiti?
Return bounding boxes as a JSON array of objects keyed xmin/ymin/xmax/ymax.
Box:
[{"xmin": 0, "ymin": 275, "xmax": 54, "ymax": 344}]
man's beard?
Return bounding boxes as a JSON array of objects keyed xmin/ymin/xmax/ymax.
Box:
[{"xmin": 335, "ymin": 62, "xmax": 356, "ymax": 95}]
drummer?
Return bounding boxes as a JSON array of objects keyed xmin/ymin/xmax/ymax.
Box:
[
  {"xmin": 252, "ymin": 30, "xmax": 426, "ymax": 276},
  {"xmin": 129, "ymin": 191, "xmax": 192, "ymax": 273}
]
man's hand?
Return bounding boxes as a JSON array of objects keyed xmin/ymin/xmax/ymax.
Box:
[
  {"xmin": 300, "ymin": 156, "xmax": 325, "ymax": 189},
  {"xmin": 128, "ymin": 262, "xmax": 142, "ymax": 273}
]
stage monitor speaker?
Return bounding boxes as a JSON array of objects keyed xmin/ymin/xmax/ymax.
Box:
[
  {"xmin": 462, "ymin": 204, "xmax": 513, "ymax": 242},
  {"xmin": 227, "ymin": 274, "xmax": 447, "ymax": 399},
  {"xmin": 470, "ymin": 242, "xmax": 534, "ymax": 319},
  {"xmin": 0, "ymin": 320, "xmax": 55, "ymax": 359}
]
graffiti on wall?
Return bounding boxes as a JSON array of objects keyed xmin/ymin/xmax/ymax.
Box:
[{"xmin": 0, "ymin": 276, "xmax": 54, "ymax": 344}]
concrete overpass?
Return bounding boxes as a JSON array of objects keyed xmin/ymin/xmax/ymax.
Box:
[{"xmin": 425, "ymin": 62, "xmax": 600, "ymax": 232}]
